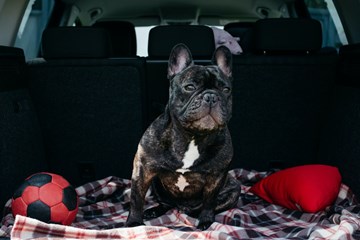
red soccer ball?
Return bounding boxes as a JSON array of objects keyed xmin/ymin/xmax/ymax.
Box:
[{"xmin": 11, "ymin": 172, "xmax": 79, "ymax": 225}]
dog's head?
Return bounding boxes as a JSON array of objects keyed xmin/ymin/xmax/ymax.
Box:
[{"xmin": 167, "ymin": 43, "xmax": 233, "ymax": 134}]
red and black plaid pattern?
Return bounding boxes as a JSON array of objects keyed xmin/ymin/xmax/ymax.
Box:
[{"xmin": 1, "ymin": 169, "xmax": 360, "ymax": 239}]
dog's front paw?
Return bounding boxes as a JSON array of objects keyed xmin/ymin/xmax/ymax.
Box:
[
  {"xmin": 197, "ymin": 210, "xmax": 215, "ymax": 230},
  {"xmin": 197, "ymin": 220, "xmax": 213, "ymax": 231},
  {"xmin": 144, "ymin": 205, "xmax": 172, "ymax": 220},
  {"xmin": 125, "ymin": 220, "xmax": 145, "ymax": 227},
  {"xmin": 125, "ymin": 215, "xmax": 145, "ymax": 227}
]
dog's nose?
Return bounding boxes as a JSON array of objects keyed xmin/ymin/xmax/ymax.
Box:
[{"xmin": 203, "ymin": 92, "xmax": 219, "ymax": 106}]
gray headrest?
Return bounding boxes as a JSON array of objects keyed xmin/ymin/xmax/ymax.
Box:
[
  {"xmin": 254, "ymin": 18, "xmax": 322, "ymax": 54},
  {"xmin": 42, "ymin": 27, "xmax": 112, "ymax": 59},
  {"xmin": 148, "ymin": 25, "xmax": 215, "ymax": 58}
]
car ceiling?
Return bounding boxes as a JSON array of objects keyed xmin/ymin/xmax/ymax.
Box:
[{"xmin": 62, "ymin": 0, "xmax": 291, "ymax": 26}]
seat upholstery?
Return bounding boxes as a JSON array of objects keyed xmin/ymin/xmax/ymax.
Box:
[
  {"xmin": 41, "ymin": 27, "xmax": 112, "ymax": 59},
  {"xmin": 0, "ymin": 46, "xmax": 47, "ymax": 208},
  {"xmin": 254, "ymin": 18, "xmax": 323, "ymax": 54},
  {"xmin": 318, "ymin": 43, "xmax": 360, "ymax": 197},
  {"xmin": 148, "ymin": 25, "xmax": 215, "ymax": 59},
  {"xmin": 28, "ymin": 27, "xmax": 146, "ymax": 186},
  {"xmin": 229, "ymin": 18, "xmax": 338, "ymax": 171},
  {"xmin": 338, "ymin": 43, "xmax": 360, "ymax": 87}
]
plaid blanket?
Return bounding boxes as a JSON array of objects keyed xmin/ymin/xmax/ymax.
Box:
[{"xmin": 1, "ymin": 168, "xmax": 360, "ymax": 239}]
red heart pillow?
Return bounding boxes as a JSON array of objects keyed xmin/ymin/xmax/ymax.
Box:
[{"xmin": 249, "ymin": 164, "xmax": 341, "ymax": 212}]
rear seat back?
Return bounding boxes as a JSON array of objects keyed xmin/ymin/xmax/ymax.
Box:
[
  {"xmin": 337, "ymin": 43, "xmax": 360, "ymax": 87},
  {"xmin": 27, "ymin": 27, "xmax": 146, "ymax": 186},
  {"xmin": 146, "ymin": 25, "xmax": 215, "ymax": 124},
  {"xmin": 0, "ymin": 46, "xmax": 47, "ymax": 207},
  {"xmin": 318, "ymin": 43, "xmax": 360, "ymax": 196},
  {"xmin": 229, "ymin": 18, "xmax": 338, "ymax": 171}
]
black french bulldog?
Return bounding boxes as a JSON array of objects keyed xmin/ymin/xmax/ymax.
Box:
[{"xmin": 126, "ymin": 43, "xmax": 240, "ymax": 230}]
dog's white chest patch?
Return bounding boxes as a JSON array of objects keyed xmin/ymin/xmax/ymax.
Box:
[
  {"xmin": 175, "ymin": 175, "xmax": 190, "ymax": 191},
  {"xmin": 175, "ymin": 140, "xmax": 200, "ymax": 191},
  {"xmin": 181, "ymin": 140, "xmax": 200, "ymax": 168}
]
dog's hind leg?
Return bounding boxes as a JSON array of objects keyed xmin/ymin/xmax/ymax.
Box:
[{"xmin": 215, "ymin": 174, "xmax": 241, "ymax": 213}]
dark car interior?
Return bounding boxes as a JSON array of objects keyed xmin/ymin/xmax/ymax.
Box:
[{"xmin": 1, "ymin": 0, "xmax": 360, "ymax": 238}]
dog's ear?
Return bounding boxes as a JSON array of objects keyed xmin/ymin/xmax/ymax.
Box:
[
  {"xmin": 212, "ymin": 46, "xmax": 232, "ymax": 78},
  {"xmin": 167, "ymin": 43, "xmax": 194, "ymax": 79}
]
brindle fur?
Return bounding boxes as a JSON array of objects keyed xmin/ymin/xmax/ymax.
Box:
[{"xmin": 126, "ymin": 44, "xmax": 240, "ymax": 230}]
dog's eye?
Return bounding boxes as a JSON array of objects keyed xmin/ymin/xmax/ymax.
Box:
[
  {"xmin": 184, "ymin": 84, "xmax": 196, "ymax": 92},
  {"xmin": 223, "ymin": 87, "xmax": 231, "ymax": 93}
]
